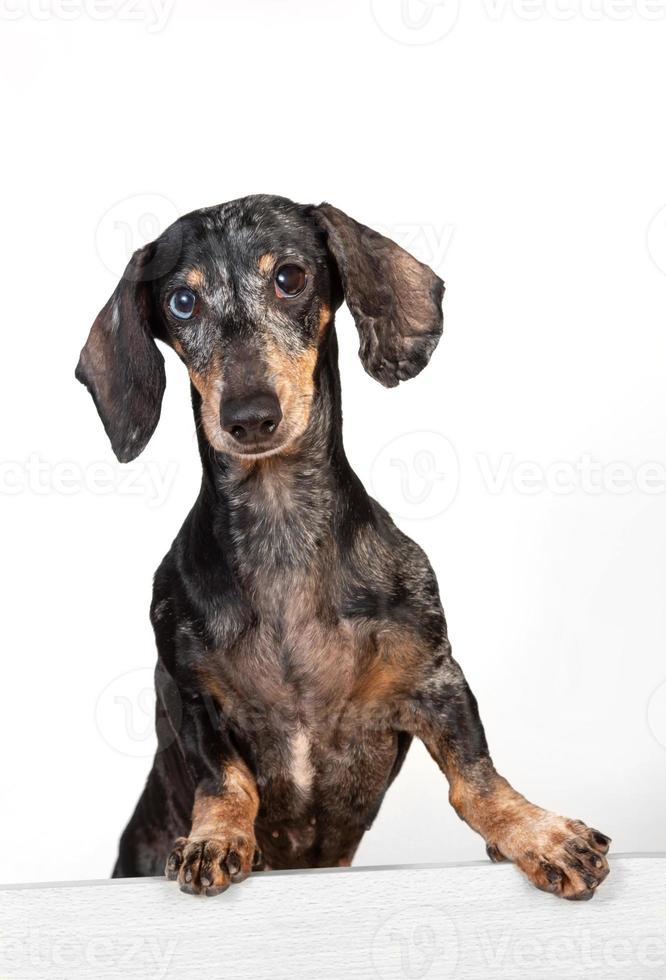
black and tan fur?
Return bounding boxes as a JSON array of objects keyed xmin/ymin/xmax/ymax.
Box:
[{"xmin": 77, "ymin": 195, "xmax": 611, "ymax": 899}]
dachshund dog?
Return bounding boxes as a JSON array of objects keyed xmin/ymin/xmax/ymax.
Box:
[{"xmin": 77, "ymin": 195, "xmax": 611, "ymax": 899}]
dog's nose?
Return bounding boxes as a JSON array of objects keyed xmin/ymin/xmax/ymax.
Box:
[{"xmin": 221, "ymin": 391, "xmax": 283, "ymax": 445}]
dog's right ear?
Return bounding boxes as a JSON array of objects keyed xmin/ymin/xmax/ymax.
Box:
[{"xmin": 76, "ymin": 244, "xmax": 167, "ymax": 464}]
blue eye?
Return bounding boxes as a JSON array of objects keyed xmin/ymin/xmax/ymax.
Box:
[{"xmin": 169, "ymin": 288, "xmax": 197, "ymax": 320}]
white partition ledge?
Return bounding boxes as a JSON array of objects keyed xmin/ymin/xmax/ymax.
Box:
[{"xmin": 1, "ymin": 854, "xmax": 664, "ymax": 979}]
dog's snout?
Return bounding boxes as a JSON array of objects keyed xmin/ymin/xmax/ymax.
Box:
[{"xmin": 221, "ymin": 392, "xmax": 283, "ymax": 445}]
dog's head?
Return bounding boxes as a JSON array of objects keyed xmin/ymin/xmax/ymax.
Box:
[{"xmin": 77, "ymin": 195, "xmax": 444, "ymax": 462}]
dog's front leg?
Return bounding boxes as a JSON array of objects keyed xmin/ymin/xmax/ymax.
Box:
[
  {"xmin": 401, "ymin": 644, "xmax": 611, "ymax": 900},
  {"xmin": 163, "ymin": 687, "xmax": 259, "ymax": 896}
]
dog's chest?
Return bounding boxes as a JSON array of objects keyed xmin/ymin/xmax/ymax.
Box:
[
  {"xmin": 209, "ymin": 567, "xmax": 373, "ymax": 723},
  {"xmin": 202, "ymin": 567, "xmax": 404, "ymax": 837},
  {"xmin": 214, "ymin": 465, "xmax": 364, "ymax": 715}
]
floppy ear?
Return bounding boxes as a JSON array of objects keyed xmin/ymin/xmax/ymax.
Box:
[
  {"xmin": 76, "ymin": 245, "xmax": 166, "ymax": 463},
  {"xmin": 314, "ymin": 203, "xmax": 444, "ymax": 387}
]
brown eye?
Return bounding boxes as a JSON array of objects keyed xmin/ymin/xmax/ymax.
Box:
[{"xmin": 275, "ymin": 263, "xmax": 307, "ymax": 297}]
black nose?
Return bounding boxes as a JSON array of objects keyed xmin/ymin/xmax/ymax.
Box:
[{"xmin": 221, "ymin": 391, "xmax": 283, "ymax": 445}]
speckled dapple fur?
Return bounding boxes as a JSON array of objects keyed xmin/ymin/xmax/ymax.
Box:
[{"xmin": 77, "ymin": 195, "xmax": 611, "ymax": 899}]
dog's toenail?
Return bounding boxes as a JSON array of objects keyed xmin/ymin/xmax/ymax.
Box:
[
  {"xmin": 227, "ymin": 850, "xmax": 241, "ymax": 875},
  {"xmin": 542, "ymin": 862, "xmax": 563, "ymax": 884}
]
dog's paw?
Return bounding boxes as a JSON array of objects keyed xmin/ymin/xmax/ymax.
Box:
[
  {"xmin": 488, "ymin": 813, "xmax": 611, "ymax": 901},
  {"xmin": 165, "ymin": 833, "xmax": 256, "ymax": 896}
]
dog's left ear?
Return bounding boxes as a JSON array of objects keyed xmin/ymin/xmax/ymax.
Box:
[
  {"xmin": 313, "ymin": 203, "xmax": 444, "ymax": 387},
  {"xmin": 76, "ymin": 244, "xmax": 166, "ymax": 463}
]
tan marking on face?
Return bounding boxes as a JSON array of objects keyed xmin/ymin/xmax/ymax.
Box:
[
  {"xmin": 188, "ymin": 354, "xmax": 224, "ymax": 448},
  {"xmin": 263, "ymin": 339, "xmax": 318, "ymax": 446},
  {"xmin": 190, "ymin": 758, "xmax": 259, "ymax": 840},
  {"xmin": 185, "ymin": 268, "xmax": 205, "ymax": 289},
  {"xmin": 258, "ymin": 253, "xmax": 275, "ymax": 275},
  {"xmin": 172, "ymin": 338, "xmax": 185, "ymax": 358},
  {"xmin": 188, "ymin": 333, "xmax": 319, "ymax": 459},
  {"xmin": 318, "ymin": 303, "xmax": 331, "ymax": 334}
]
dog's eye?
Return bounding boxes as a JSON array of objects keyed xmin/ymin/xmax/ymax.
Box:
[
  {"xmin": 168, "ymin": 288, "xmax": 197, "ymax": 320},
  {"xmin": 275, "ymin": 263, "xmax": 307, "ymax": 298}
]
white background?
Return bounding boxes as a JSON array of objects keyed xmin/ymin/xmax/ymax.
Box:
[{"xmin": 1, "ymin": 0, "xmax": 665, "ymax": 885}]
